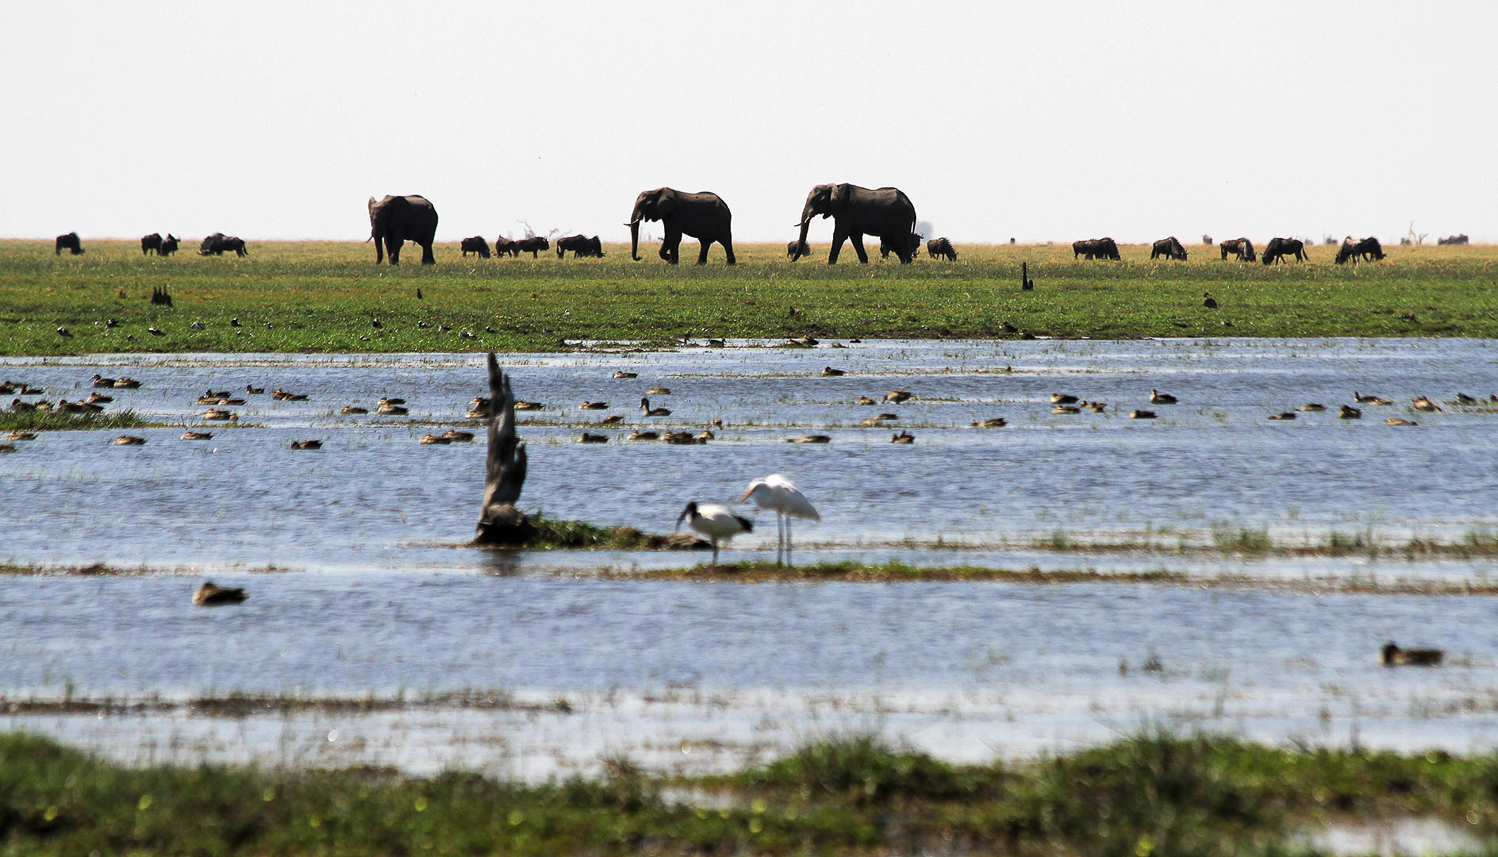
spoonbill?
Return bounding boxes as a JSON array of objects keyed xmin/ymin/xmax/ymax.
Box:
[
  {"xmin": 738, "ymin": 473, "xmax": 819, "ymax": 566},
  {"xmin": 676, "ymin": 501, "xmax": 753, "ymax": 565}
]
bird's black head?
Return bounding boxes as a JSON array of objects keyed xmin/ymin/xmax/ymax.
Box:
[{"xmin": 676, "ymin": 502, "xmax": 697, "ymax": 529}]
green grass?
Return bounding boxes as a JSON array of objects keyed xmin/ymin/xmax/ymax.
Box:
[
  {"xmin": 5, "ymin": 730, "xmax": 1498, "ymax": 855},
  {"xmin": 2, "ymin": 239, "xmax": 1496, "ymax": 356},
  {"xmin": 0, "ymin": 408, "xmax": 148, "ymax": 432}
]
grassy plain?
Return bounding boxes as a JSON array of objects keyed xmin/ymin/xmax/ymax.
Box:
[
  {"xmin": 4, "ymin": 730, "xmax": 1497, "ymax": 855},
  {"xmin": 1, "ymin": 239, "xmax": 1495, "ymax": 356}
]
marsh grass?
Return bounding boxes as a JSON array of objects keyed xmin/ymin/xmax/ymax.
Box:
[
  {"xmin": 0, "ymin": 407, "xmax": 148, "ymax": 431},
  {"xmin": 3, "ymin": 239, "xmax": 1496, "ymax": 356},
  {"xmin": 8, "ymin": 730, "xmax": 1497, "ymax": 856}
]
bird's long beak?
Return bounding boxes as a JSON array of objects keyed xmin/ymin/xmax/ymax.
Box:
[
  {"xmin": 736, "ymin": 488, "xmax": 753, "ymax": 503},
  {"xmin": 675, "ymin": 506, "xmax": 689, "ymax": 530}
]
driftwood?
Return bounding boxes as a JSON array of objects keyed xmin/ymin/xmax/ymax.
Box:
[{"xmin": 474, "ymin": 353, "xmax": 535, "ymax": 544}]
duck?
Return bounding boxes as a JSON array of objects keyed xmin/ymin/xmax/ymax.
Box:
[
  {"xmin": 419, "ymin": 434, "xmax": 452, "ymax": 444},
  {"xmin": 1267, "ymin": 412, "xmax": 1297, "ymax": 420},
  {"xmin": 708, "ymin": 418, "xmax": 724, "ymax": 429},
  {"xmin": 696, "ymin": 430, "xmax": 715, "ymax": 442},
  {"xmin": 1050, "ymin": 393, "xmax": 1078, "ymax": 405},
  {"xmin": 640, "ymin": 397, "xmax": 672, "ymax": 416},
  {"xmin": 612, "ymin": 370, "xmax": 638, "ymax": 379},
  {"xmin": 85, "ymin": 391, "xmax": 112, "ymax": 404},
  {"xmin": 339, "ymin": 405, "xmax": 369, "ymax": 415},
  {"xmin": 513, "ymin": 401, "xmax": 543, "ymax": 411},
  {"xmin": 7, "ymin": 431, "xmax": 37, "ymax": 441},
  {"xmin": 1053, "ymin": 405, "xmax": 1081, "ymax": 414},
  {"xmin": 112, "ymin": 435, "xmax": 147, "ymax": 445},
  {"xmin": 441, "ymin": 430, "xmax": 474, "ymax": 442},
  {"xmin": 201, "ymin": 409, "xmax": 237, "ymax": 421},
  {"xmin": 787, "ymin": 435, "xmax": 831, "ymax": 443},
  {"xmin": 113, "ymin": 377, "xmax": 141, "ymax": 389},
  {"xmin": 193, "ymin": 581, "xmax": 249, "ymax": 607},
  {"xmin": 377, "ymin": 403, "xmax": 409, "ymax": 415},
  {"xmin": 1296, "ymin": 403, "xmax": 1326, "ymax": 412},
  {"xmin": 1454, "ymin": 392, "xmax": 1479, "ymax": 405},
  {"xmin": 891, "ymin": 430, "xmax": 915, "ymax": 444},
  {"xmin": 705, "ymin": 338, "xmax": 726, "ymax": 348},
  {"xmin": 1202, "ymin": 292, "xmax": 1218, "ymax": 309},
  {"xmin": 1382, "ymin": 642, "xmax": 1442, "ymax": 666},
  {"xmin": 1353, "ymin": 391, "xmax": 1392, "ymax": 405},
  {"xmin": 56, "ymin": 400, "xmax": 93, "ymax": 414},
  {"xmin": 196, "ymin": 392, "xmax": 228, "ymax": 405},
  {"xmin": 1384, "ymin": 417, "xmax": 1418, "ymax": 426},
  {"xmin": 972, "ymin": 417, "xmax": 1008, "ymax": 428},
  {"xmin": 281, "ymin": 392, "xmax": 309, "ymax": 402},
  {"xmin": 378, "ymin": 397, "xmax": 406, "ymax": 406},
  {"xmin": 1088, "ymin": 402, "xmax": 1108, "ymax": 413},
  {"xmin": 91, "ymin": 374, "xmax": 117, "ymax": 388},
  {"xmin": 599, "ymin": 414, "xmax": 625, "ymax": 424},
  {"xmin": 579, "ymin": 401, "xmax": 609, "ymax": 410},
  {"xmin": 626, "ymin": 430, "xmax": 659, "ymax": 441},
  {"xmin": 0, "ymin": 444, "xmax": 16, "ymax": 454},
  {"xmin": 290, "ymin": 440, "xmax": 322, "ymax": 450},
  {"xmin": 821, "ymin": 367, "xmax": 846, "ymax": 377},
  {"xmin": 180, "ymin": 430, "xmax": 213, "ymax": 440},
  {"xmin": 663, "ymin": 431, "xmax": 700, "ymax": 445},
  {"xmin": 1130, "ymin": 410, "xmax": 1157, "ymax": 419},
  {"xmin": 1339, "ymin": 404, "xmax": 1362, "ymax": 419},
  {"xmin": 578, "ymin": 433, "xmax": 609, "ymax": 443},
  {"xmin": 645, "ymin": 387, "xmax": 671, "ymax": 396},
  {"xmin": 245, "ymin": 385, "xmax": 265, "ymax": 395},
  {"xmin": 884, "ymin": 390, "xmax": 914, "ymax": 404},
  {"xmin": 1149, "ymin": 389, "xmax": 1178, "ymax": 405},
  {"xmin": 1412, "ymin": 396, "xmax": 1442, "ymax": 412},
  {"xmin": 856, "ymin": 396, "xmax": 878, "ymax": 406}
]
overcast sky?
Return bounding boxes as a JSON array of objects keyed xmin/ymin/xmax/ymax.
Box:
[{"xmin": 3, "ymin": 1, "xmax": 1492, "ymax": 245}]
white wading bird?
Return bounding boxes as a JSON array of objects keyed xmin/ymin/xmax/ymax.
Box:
[
  {"xmin": 676, "ymin": 501, "xmax": 753, "ymax": 565},
  {"xmin": 739, "ymin": 473, "xmax": 820, "ymax": 567}
]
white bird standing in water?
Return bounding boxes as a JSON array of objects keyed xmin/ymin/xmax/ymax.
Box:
[
  {"xmin": 739, "ymin": 473, "xmax": 820, "ymax": 567},
  {"xmin": 676, "ymin": 501, "xmax": 753, "ymax": 565}
]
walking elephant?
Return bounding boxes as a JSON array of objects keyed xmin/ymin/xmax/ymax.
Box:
[
  {"xmin": 626, "ymin": 187, "xmax": 735, "ymax": 265},
  {"xmin": 792, "ymin": 183, "xmax": 917, "ymax": 264},
  {"xmin": 368, "ymin": 194, "xmax": 438, "ymax": 265},
  {"xmin": 54, "ymin": 232, "xmax": 83, "ymax": 255}
]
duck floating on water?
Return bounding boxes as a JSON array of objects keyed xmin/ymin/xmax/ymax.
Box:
[
  {"xmin": 193, "ymin": 581, "xmax": 249, "ymax": 607},
  {"xmin": 1382, "ymin": 642, "xmax": 1442, "ymax": 666}
]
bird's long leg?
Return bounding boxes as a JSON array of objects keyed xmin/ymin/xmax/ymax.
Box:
[
  {"xmin": 786, "ymin": 516, "xmax": 794, "ymax": 568},
  {"xmin": 711, "ymin": 541, "xmax": 720, "ymax": 566},
  {"xmin": 776, "ymin": 512, "xmax": 785, "ymax": 566}
]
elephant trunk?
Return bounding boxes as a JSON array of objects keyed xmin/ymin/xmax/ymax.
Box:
[
  {"xmin": 629, "ymin": 220, "xmax": 642, "ymax": 262},
  {"xmin": 791, "ymin": 218, "xmax": 812, "ymax": 262}
]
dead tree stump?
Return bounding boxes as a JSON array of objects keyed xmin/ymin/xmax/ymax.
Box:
[{"xmin": 474, "ymin": 353, "xmax": 535, "ymax": 545}]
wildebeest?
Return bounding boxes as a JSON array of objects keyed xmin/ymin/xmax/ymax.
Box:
[
  {"xmin": 159, "ymin": 234, "xmax": 179, "ymax": 256},
  {"xmin": 1219, "ymin": 238, "xmax": 1256, "ymax": 262},
  {"xmin": 878, "ymin": 232, "xmax": 922, "ymax": 259},
  {"xmin": 493, "ymin": 237, "xmax": 518, "ymax": 258},
  {"xmin": 54, "ymin": 232, "xmax": 83, "ymax": 255},
  {"xmin": 555, "ymin": 234, "xmax": 604, "ymax": 258},
  {"xmin": 199, "ymin": 233, "xmax": 247, "ymax": 257},
  {"xmin": 1261, "ymin": 237, "xmax": 1308, "ymax": 265},
  {"xmin": 926, "ymin": 237, "xmax": 957, "ymax": 261},
  {"xmin": 1150, "ymin": 236, "xmax": 1188, "ymax": 260},
  {"xmin": 1072, "ymin": 238, "xmax": 1120, "ymax": 260},
  {"xmin": 786, "ymin": 239, "xmax": 812, "ymax": 260},
  {"xmin": 1438, "ymin": 234, "xmax": 1469, "ymax": 245},
  {"xmin": 460, "ymin": 236, "xmax": 492, "ymax": 259},
  {"xmin": 141, "ymin": 233, "xmax": 163, "ymax": 255},
  {"xmin": 514, "ymin": 236, "xmax": 549, "ymax": 258},
  {"xmin": 1334, "ymin": 236, "xmax": 1386, "ymax": 265}
]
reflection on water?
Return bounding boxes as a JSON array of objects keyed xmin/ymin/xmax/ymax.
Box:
[{"xmin": 2, "ymin": 338, "xmax": 1497, "ymax": 777}]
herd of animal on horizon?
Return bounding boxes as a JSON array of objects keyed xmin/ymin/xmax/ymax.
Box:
[{"xmin": 42, "ymin": 184, "xmax": 1474, "ymax": 267}]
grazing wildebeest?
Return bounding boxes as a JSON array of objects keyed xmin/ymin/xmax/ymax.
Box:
[
  {"xmin": 581, "ymin": 235, "xmax": 604, "ymax": 258},
  {"xmin": 1438, "ymin": 234, "xmax": 1469, "ymax": 245},
  {"xmin": 159, "ymin": 234, "xmax": 179, "ymax": 256},
  {"xmin": 878, "ymin": 232, "xmax": 922, "ymax": 259},
  {"xmin": 54, "ymin": 232, "xmax": 83, "ymax": 255},
  {"xmin": 199, "ymin": 233, "xmax": 248, "ymax": 257},
  {"xmin": 1335, "ymin": 236, "xmax": 1386, "ymax": 265},
  {"xmin": 460, "ymin": 236, "xmax": 492, "ymax": 259},
  {"xmin": 1261, "ymin": 237, "xmax": 1307, "ymax": 265},
  {"xmin": 1150, "ymin": 237, "xmax": 1188, "ymax": 260},
  {"xmin": 1072, "ymin": 238, "xmax": 1120, "ymax": 260},
  {"xmin": 493, "ymin": 237, "xmax": 518, "ymax": 258},
  {"xmin": 1219, "ymin": 238, "xmax": 1256, "ymax": 262},
  {"xmin": 786, "ymin": 239, "xmax": 812, "ymax": 260},
  {"xmin": 514, "ymin": 236, "xmax": 549, "ymax": 258},
  {"xmin": 555, "ymin": 234, "xmax": 602, "ymax": 258},
  {"xmin": 926, "ymin": 237, "xmax": 957, "ymax": 261},
  {"xmin": 141, "ymin": 233, "xmax": 163, "ymax": 255}
]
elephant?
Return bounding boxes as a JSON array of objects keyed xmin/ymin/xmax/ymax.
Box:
[
  {"xmin": 54, "ymin": 232, "xmax": 83, "ymax": 255},
  {"xmin": 514, "ymin": 236, "xmax": 549, "ymax": 258},
  {"xmin": 199, "ymin": 233, "xmax": 247, "ymax": 256},
  {"xmin": 879, "ymin": 233, "xmax": 922, "ymax": 259},
  {"xmin": 1150, "ymin": 237, "xmax": 1188, "ymax": 260},
  {"xmin": 1438, "ymin": 234, "xmax": 1469, "ymax": 245},
  {"xmin": 792, "ymin": 183, "xmax": 917, "ymax": 264},
  {"xmin": 141, "ymin": 233, "xmax": 162, "ymax": 255},
  {"xmin": 786, "ymin": 239, "xmax": 812, "ymax": 259},
  {"xmin": 159, "ymin": 234, "xmax": 180, "ymax": 256},
  {"xmin": 460, "ymin": 236, "xmax": 492, "ymax": 259},
  {"xmin": 926, "ymin": 237, "xmax": 958, "ymax": 261},
  {"xmin": 1261, "ymin": 237, "xmax": 1307, "ymax": 265},
  {"xmin": 493, "ymin": 237, "xmax": 518, "ymax": 258},
  {"xmin": 1335, "ymin": 236, "xmax": 1385, "ymax": 264},
  {"xmin": 368, "ymin": 194, "xmax": 438, "ymax": 265},
  {"xmin": 556, "ymin": 234, "xmax": 604, "ymax": 258},
  {"xmin": 1219, "ymin": 238, "xmax": 1256, "ymax": 262},
  {"xmin": 626, "ymin": 187, "xmax": 736, "ymax": 265},
  {"xmin": 1072, "ymin": 238, "xmax": 1120, "ymax": 260}
]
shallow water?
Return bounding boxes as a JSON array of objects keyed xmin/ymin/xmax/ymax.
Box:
[{"xmin": 2, "ymin": 338, "xmax": 1497, "ymax": 779}]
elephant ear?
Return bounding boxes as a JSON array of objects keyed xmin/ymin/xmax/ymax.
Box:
[
  {"xmin": 655, "ymin": 189, "xmax": 679, "ymax": 219},
  {"xmin": 830, "ymin": 183, "xmax": 852, "ymax": 217},
  {"xmin": 368, "ymin": 197, "xmax": 379, "ymax": 222}
]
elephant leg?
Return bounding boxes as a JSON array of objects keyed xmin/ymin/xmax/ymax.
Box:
[
  {"xmin": 722, "ymin": 237, "xmax": 736, "ymax": 266},
  {"xmin": 662, "ymin": 227, "xmax": 682, "ymax": 264},
  {"xmin": 849, "ymin": 233, "xmax": 869, "ymax": 264},
  {"xmin": 696, "ymin": 240, "xmax": 710, "ymax": 265},
  {"xmin": 828, "ymin": 227, "xmax": 848, "ymax": 264},
  {"xmin": 388, "ymin": 239, "xmax": 402, "ymax": 266},
  {"xmin": 421, "ymin": 242, "xmax": 435, "ymax": 265}
]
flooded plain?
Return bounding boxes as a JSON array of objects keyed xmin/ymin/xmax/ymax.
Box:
[{"xmin": 2, "ymin": 337, "xmax": 1497, "ymax": 780}]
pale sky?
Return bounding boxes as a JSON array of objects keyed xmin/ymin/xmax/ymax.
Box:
[{"xmin": 3, "ymin": 1, "xmax": 1493, "ymax": 246}]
